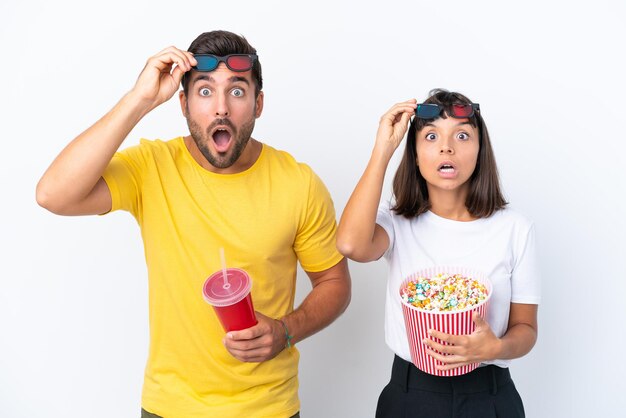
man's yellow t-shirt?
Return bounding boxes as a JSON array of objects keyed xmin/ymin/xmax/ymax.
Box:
[{"xmin": 102, "ymin": 137, "xmax": 343, "ymax": 418}]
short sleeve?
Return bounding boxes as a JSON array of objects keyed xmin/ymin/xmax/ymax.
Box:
[
  {"xmin": 376, "ymin": 199, "xmax": 396, "ymax": 259},
  {"xmin": 510, "ymin": 223, "xmax": 541, "ymax": 304},
  {"xmin": 101, "ymin": 143, "xmax": 148, "ymax": 219},
  {"xmin": 293, "ymin": 169, "xmax": 343, "ymax": 273}
]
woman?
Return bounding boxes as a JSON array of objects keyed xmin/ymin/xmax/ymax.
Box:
[{"xmin": 337, "ymin": 89, "xmax": 540, "ymax": 417}]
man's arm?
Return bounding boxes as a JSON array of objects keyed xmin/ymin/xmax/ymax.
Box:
[
  {"xmin": 36, "ymin": 47, "xmax": 196, "ymax": 216},
  {"xmin": 223, "ymin": 258, "xmax": 351, "ymax": 362},
  {"xmin": 281, "ymin": 258, "xmax": 351, "ymax": 345}
]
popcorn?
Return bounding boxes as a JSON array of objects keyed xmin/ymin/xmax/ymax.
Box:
[{"xmin": 400, "ymin": 273, "xmax": 488, "ymax": 312}]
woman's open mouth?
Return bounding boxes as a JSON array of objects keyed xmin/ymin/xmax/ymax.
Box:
[{"xmin": 437, "ymin": 161, "xmax": 458, "ymax": 178}]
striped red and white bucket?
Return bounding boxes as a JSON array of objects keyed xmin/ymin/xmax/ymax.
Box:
[{"xmin": 399, "ymin": 266, "xmax": 492, "ymax": 377}]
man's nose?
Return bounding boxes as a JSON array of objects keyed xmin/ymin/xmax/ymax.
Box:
[{"xmin": 214, "ymin": 93, "xmax": 229, "ymax": 117}]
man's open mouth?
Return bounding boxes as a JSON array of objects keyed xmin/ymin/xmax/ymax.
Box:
[{"xmin": 212, "ymin": 128, "xmax": 232, "ymax": 152}]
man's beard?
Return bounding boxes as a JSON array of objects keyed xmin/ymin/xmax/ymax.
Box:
[{"xmin": 186, "ymin": 115, "xmax": 256, "ymax": 169}]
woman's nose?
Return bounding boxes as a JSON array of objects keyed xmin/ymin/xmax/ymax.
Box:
[{"xmin": 439, "ymin": 143, "xmax": 454, "ymax": 154}]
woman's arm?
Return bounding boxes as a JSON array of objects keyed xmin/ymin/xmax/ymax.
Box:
[
  {"xmin": 424, "ymin": 303, "xmax": 538, "ymax": 371},
  {"xmin": 336, "ymin": 99, "xmax": 416, "ymax": 262}
]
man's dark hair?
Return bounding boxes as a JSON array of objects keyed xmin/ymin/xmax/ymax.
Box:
[
  {"xmin": 391, "ymin": 88, "xmax": 507, "ymax": 219},
  {"xmin": 182, "ymin": 30, "xmax": 263, "ymax": 97}
]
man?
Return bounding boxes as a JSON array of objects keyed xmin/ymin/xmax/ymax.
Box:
[{"xmin": 36, "ymin": 30, "xmax": 351, "ymax": 418}]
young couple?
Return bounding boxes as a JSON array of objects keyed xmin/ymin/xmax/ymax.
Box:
[{"xmin": 37, "ymin": 30, "xmax": 540, "ymax": 418}]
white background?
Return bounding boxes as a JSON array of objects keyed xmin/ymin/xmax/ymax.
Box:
[{"xmin": 1, "ymin": 1, "xmax": 625, "ymax": 417}]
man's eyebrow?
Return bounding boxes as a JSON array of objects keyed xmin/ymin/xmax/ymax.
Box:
[
  {"xmin": 229, "ymin": 76, "xmax": 250, "ymax": 85},
  {"xmin": 191, "ymin": 74, "xmax": 250, "ymax": 85},
  {"xmin": 192, "ymin": 74, "xmax": 213, "ymax": 85}
]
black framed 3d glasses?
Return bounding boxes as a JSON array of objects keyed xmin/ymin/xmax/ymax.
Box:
[
  {"xmin": 416, "ymin": 103, "xmax": 480, "ymax": 119},
  {"xmin": 193, "ymin": 54, "xmax": 257, "ymax": 72}
]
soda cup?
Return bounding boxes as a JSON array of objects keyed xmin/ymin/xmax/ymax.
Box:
[{"xmin": 203, "ymin": 268, "xmax": 258, "ymax": 332}]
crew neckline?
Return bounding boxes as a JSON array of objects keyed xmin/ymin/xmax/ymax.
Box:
[
  {"xmin": 422, "ymin": 210, "xmax": 490, "ymax": 228},
  {"xmin": 179, "ymin": 137, "xmax": 266, "ymax": 178}
]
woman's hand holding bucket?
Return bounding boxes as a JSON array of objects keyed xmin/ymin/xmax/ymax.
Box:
[{"xmin": 423, "ymin": 312, "xmax": 501, "ymax": 372}]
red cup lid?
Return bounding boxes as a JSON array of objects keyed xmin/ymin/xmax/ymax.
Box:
[{"xmin": 203, "ymin": 268, "xmax": 252, "ymax": 307}]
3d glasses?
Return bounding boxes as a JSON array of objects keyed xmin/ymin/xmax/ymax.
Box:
[
  {"xmin": 416, "ymin": 103, "xmax": 480, "ymax": 119},
  {"xmin": 193, "ymin": 54, "xmax": 257, "ymax": 72}
]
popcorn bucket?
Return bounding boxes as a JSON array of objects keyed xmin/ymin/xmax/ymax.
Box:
[{"xmin": 399, "ymin": 266, "xmax": 492, "ymax": 376}]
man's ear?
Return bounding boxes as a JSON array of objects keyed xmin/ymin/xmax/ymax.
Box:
[
  {"xmin": 179, "ymin": 90, "xmax": 188, "ymax": 117},
  {"xmin": 255, "ymin": 91, "xmax": 264, "ymax": 118}
]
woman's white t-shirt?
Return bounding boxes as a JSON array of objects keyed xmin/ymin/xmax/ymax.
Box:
[{"xmin": 376, "ymin": 204, "xmax": 541, "ymax": 368}]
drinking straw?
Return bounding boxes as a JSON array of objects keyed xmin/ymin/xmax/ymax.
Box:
[{"xmin": 219, "ymin": 248, "xmax": 229, "ymax": 287}]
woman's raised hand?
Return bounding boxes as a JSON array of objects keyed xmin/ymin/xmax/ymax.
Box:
[{"xmin": 373, "ymin": 99, "xmax": 417, "ymax": 158}]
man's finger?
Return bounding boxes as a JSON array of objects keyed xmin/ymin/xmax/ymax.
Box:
[
  {"xmin": 227, "ymin": 325, "xmax": 264, "ymax": 341},
  {"xmin": 224, "ymin": 343, "xmax": 276, "ymax": 363}
]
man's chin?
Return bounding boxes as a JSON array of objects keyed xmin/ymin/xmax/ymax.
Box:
[{"xmin": 204, "ymin": 152, "xmax": 236, "ymax": 169}]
